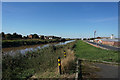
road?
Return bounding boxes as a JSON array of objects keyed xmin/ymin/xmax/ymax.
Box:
[
  {"xmin": 94, "ymin": 63, "xmax": 118, "ymax": 78},
  {"xmin": 86, "ymin": 41, "xmax": 120, "ymax": 51}
]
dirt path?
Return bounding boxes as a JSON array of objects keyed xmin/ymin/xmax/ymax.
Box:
[{"xmin": 93, "ymin": 63, "xmax": 118, "ymax": 78}]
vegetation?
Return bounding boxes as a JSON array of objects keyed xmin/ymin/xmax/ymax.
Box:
[
  {"xmin": 2, "ymin": 32, "xmax": 22, "ymax": 40},
  {"xmin": 2, "ymin": 39, "xmax": 67, "ymax": 48},
  {"xmin": 74, "ymin": 40, "xmax": 119, "ymax": 62},
  {"xmin": 3, "ymin": 39, "xmax": 118, "ymax": 79},
  {"xmin": 2, "ymin": 41, "xmax": 76, "ymax": 79},
  {"xmin": 1, "ymin": 32, "xmax": 70, "ymax": 48},
  {"xmin": 1, "ymin": 32, "xmax": 62, "ymax": 40},
  {"xmin": 1, "ymin": 32, "xmax": 40, "ymax": 40}
]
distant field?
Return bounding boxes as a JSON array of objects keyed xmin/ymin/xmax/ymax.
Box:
[{"xmin": 74, "ymin": 40, "xmax": 119, "ymax": 62}]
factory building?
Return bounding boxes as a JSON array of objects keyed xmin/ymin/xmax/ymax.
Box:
[{"xmin": 94, "ymin": 34, "xmax": 120, "ymax": 47}]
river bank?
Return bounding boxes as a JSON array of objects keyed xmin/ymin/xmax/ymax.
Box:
[
  {"xmin": 2, "ymin": 40, "xmax": 76, "ymax": 79},
  {"xmin": 2, "ymin": 39, "xmax": 68, "ymax": 48},
  {"xmin": 2, "ymin": 40, "xmax": 75, "ymax": 56}
]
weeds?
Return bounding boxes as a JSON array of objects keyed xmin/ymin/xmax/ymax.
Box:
[
  {"xmin": 2, "ymin": 41, "xmax": 76, "ymax": 79},
  {"xmin": 61, "ymin": 49, "xmax": 76, "ymax": 74}
]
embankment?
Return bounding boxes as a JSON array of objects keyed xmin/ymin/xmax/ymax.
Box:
[
  {"xmin": 2, "ymin": 40, "xmax": 76, "ymax": 79},
  {"xmin": 2, "ymin": 39, "xmax": 67, "ymax": 48}
]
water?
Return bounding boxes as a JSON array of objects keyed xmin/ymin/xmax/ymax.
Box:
[{"xmin": 2, "ymin": 40, "xmax": 75, "ymax": 55}]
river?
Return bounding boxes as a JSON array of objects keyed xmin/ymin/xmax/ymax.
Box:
[{"xmin": 2, "ymin": 40, "xmax": 75, "ymax": 56}]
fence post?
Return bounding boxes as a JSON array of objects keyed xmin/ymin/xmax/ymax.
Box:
[
  {"xmin": 58, "ymin": 56, "xmax": 61, "ymax": 74},
  {"xmin": 64, "ymin": 50, "xmax": 66, "ymax": 58},
  {"xmin": 78, "ymin": 59, "xmax": 82, "ymax": 80}
]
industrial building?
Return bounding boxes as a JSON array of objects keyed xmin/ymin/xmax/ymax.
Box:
[{"xmin": 94, "ymin": 34, "xmax": 120, "ymax": 47}]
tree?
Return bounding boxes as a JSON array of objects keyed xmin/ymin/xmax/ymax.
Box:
[
  {"xmin": 61, "ymin": 38, "xmax": 66, "ymax": 41},
  {"xmin": 33, "ymin": 34, "xmax": 39, "ymax": 38},
  {"xmin": 83, "ymin": 38, "xmax": 87, "ymax": 40},
  {"xmin": 40, "ymin": 35, "xmax": 44, "ymax": 40},
  {"xmin": 13, "ymin": 33, "xmax": 18, "ymax": 39},
  {"xmin": 6, "ymin": 33, "xmax": 12, "ymax": 39},
  {"xmin": 2, "ymin": 32, "xmax": 5, "ymax": 39},
  {"xmin": 12, "ymin": 33, "xmax": 22, "ymax": 39},
  {"xmin": 23, "ymin": 36, "xmax": 27, "ymax": 39},
  {"xmin": 17, "ymin": 34, "xmax": 22, "ymax": 39}
]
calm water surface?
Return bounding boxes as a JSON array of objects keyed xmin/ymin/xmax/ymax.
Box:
[{"xmin": 2, "ymin": 40, "xmax": 75, "ymax": 55}]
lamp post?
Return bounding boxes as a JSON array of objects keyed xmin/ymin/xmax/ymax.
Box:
[{"xmin": 94, "ymin": 30, "xmax": 96, "ymax": 38}]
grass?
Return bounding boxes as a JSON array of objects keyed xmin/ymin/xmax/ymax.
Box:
[
  {"xmin": 32, "ymin": 42, "xmax": 77, "ymax": 78},
  {"xmin": 61, "ymin": 49, "xmax": 76, "ymax": 74},
  {"xmin": 2, "ymin": 41, "xmax": 77, "ymax": 79},
  {"xmin": 33, "ymin": 49, "xmax": 76, "ymax": 78},
  {"xmin": 74, "ymin": 40, "xmax": 119, "ymax": 79},
  {"xmin": 74, "ymin": 40, "xmax": 119, "ymax": 62}
]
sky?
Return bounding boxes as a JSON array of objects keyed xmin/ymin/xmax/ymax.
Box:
[{"xmin": 2, "ymin": 2, "xmax": 118, "ymax": 38}]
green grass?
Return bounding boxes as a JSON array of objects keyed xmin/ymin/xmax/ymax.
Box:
[{"xmin": 74, "ymin": 40, "xmax": 119, "ymax": 62}]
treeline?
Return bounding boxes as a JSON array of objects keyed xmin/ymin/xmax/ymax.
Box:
[
  {"xmin": 1, "ymin": 32, "xmax": 61, "ymax": 40},
  {"xmin": 1, "ymin": 32, "xmax": 42, "ymax": 40},
  {"xmin": 1, "ymin": 32, "xmax": 68, "ymax": 48},
  {"xmin": 1, "ymin": 32, "xmax": 23, "ymax": 40}
]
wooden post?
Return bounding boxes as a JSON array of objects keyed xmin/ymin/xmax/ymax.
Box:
[
  {"xmin": 58, "ymin": 56, "xmax": 61, "ymax": 74},
  {"xmin": 64, "ymin": 50, "xmax": 66, "ymax": 58},
  {"xmin": 78, "ymin": 59, "xmax": 82, "ymax": 80}
]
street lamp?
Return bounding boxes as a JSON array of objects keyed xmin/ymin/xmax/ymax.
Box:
[{"xmin": 94, "ymin": 30, "xmax": 96, "ymax": 38}]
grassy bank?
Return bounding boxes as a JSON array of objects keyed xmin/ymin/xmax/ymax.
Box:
[
  {"xmin": 33, "ymin": 49, "xmax": 76, "ymax": 78},
  {"xmin": 74, "ymin": 40, "xmax": 119, "ymax": 62},
  {"xmin": 2, "ymin": 39, "xmax": 66, "ymax": 48},
  {"xmin": 2, "ymin": 41, "xmax": 76, "ymax": 79}
]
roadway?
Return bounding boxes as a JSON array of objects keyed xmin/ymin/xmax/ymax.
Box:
[
  {"xmin": 86, "ymin": 41, "xmax": 120, "ymax": 51},
  {"xmin": 94, "ymin": 63, "xmax": 118, "ymax": 78}
]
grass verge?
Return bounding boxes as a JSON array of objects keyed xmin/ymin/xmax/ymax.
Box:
[
  {"xmin": 74, "ymin": 40, "xmax": 119, "ymax": 63},
  {"xmin": 2, "ymin": 41, "xmax": 76, "ymax": 79}
]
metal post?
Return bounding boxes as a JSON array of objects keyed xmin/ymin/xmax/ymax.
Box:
[
  {"xmin": 64, "ymin": 50, "xmax": 66, "ymax": 58},
  {"xmin": 58, "ymin": 57, "xmax": 61, "ymax": 74}
]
